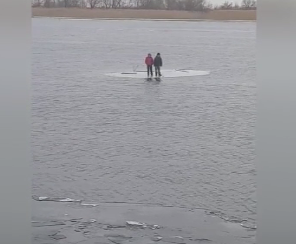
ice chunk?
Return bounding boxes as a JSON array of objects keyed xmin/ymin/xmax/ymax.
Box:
[
  {"xmin": 105, "ymin": 69, "xmax": 210, "ymax": 79},
  {"xmin": 126, "ymin": 221, "xmax": 145, "ymax": 227},
  {"xmin": 38, "ymin": 196, "xmax": 49, "ymax": 201},
  {"xmin": 81, "ymin": 203, "xmax": 98, "ymax": 207}
]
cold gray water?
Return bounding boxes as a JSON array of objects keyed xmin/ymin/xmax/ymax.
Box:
[{"xmin": 32, "ymin": 18, "xmax": 256, "ymax": 229}]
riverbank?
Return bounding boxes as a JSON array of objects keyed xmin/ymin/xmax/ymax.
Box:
[
  {"xmin": 32, "ymin": 8, "xmax": 256, "ymax": 21},
  {"xmin": 32, "ymin": 197, "xmax": 256, "ymax": 244}
]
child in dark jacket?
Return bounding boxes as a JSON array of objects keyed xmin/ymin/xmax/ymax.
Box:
[{"xmin": 154, "ymin": 53, "xmax": 163, "ymax": 77}]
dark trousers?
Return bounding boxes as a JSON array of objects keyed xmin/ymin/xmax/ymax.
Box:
[
  {"xmin": 147, "ymin": 65, "xmax": 153, "ymax": 77},
  {"xmin": 155, "ymin": 66, "xmax": 161, "ymax": 77}
]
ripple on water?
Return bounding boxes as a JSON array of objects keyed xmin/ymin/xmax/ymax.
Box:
[{"xmin": 32, "ymin": 18, "xmax": 256, "ymax": 227}]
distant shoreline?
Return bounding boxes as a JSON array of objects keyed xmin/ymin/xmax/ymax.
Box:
[{"xmin": 32, "ymin": 8, "xmax": 256, "ymax": 22}]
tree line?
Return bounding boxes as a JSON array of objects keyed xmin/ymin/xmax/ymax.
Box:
[{"xmin": 32, "ymin": 0, "xmax": 257, "ymax": 11}]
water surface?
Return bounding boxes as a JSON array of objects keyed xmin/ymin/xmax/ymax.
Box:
[{"xmin": 32, "ymin": 18, "xmax": 256, "ymax": 227}]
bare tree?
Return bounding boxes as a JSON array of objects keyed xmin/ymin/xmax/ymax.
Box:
[
  {"xmin": 165, "ymin": 0, "xmax": 179, "ymax": 10},
  {"xmin": 87, "ymin": 0, "xmax": 100, "ymax": 8},
  {"xmin": 59, "ymin": 0, "xmax": 80, "ymax": 7},
  {"xmin": 43, "ymin": 0, "xmax": 57, "ymax": 7},
  {"xmin": 102, "ymin": 0, "xmax": 112, "ymax": 8},
  {"xmin": 204, "ymin": 2, "xmax": 213, "ymax": 10},
  {"xmin": 137, "ymin": 0, "xmax": 152, "ymax": 9},
  {"xmin": 112, "ymin": 0, "xmax": 124, "ymax": 8},
  {"xmin": 44, "ymin": 0, "xmax": 51, "ymax": 7},
  {"xmin": 194, "ymin": 0, "xmax": 207, "ymax": 11},
  {"xmin": 80, "ymin": 0, "xmax": 87, "ymax": 7},
  {"xmin": 63, "ymin": 0, "xmax": 70, "ymax": 7},
  {"xmin": 32, "ymin": 0, "xmax": 43, "ymax": 7},
  {"xmin": 134, "ymin": 0, "xmax": 141, "ymax": 8},
  {"xmin": 58, "ymin": 0, "xmax": 81, "ymax": 7},
  {"xmin": 137, "ymin": 0, "xmax": 150, "ymax": 9},
  {"xmin": 127, "ymin": 0, "xmax": 141, "ymax": 8},
  {"xmin": 71, "ymin": 0, "xmax": 81, "ymax": 6},
  {"xmin": 33, "ymin": 0, "xmax": 256, "ymax": 10},
  {"xmin": 101, "ymin": 0, "xmax": 123, "ymax": 8},
  {"xmin": 56, "ymin": 0, "xmax": 69, "ymax": 7},
  {"xmin": 184, "ymin": 0, "xmax": 195, "ymax": 11},
  {"xmin": 55, "ymin": 0, "xmax": 63, "ymax": 7},
  {"xmin": 220, "ymin": 1, "xmax": 233, "ymax": 9},
  {"xmin": 233, "ymin": 2, "xmax": 240, "ymax": 9},
  {"xmin": 182, "ymin": 0, "xmax": 207, "ymax": 11},
  {"xmin": 241, "ymin": 0, "xmax": 256, "ymax": 9}
]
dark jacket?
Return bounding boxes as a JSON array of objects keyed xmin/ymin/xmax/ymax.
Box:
[{"xmin": 154, "ymin": 56, "xmax": 162, "ymax": 67}]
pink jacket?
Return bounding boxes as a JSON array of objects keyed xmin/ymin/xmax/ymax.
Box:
[{"xmin": 145, "ymin": 56, "xmax": 154, "ymax": 66}]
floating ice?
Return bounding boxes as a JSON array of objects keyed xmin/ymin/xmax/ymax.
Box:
[
  {"xmin": 126, "ymin": 221, "xmax": 146, "ymax": 227},
  {"xmin": 126, "ymin": 221, "xmax": 161, "ymax": 230},
  {"xmin": 105, "ymin": 233, "xmax": 133, "ymax": 243},
  {"xmin": 240, "ymin": 223, "xmax": 257, "ymax": 230},
  {"xmin": 33, "ymin": 196, "xmax": 81, "ymax": 202},
  {"xmin": 163, "ymin": 236, "xmax": 185, "ymax": 244},
  {"xmin": 37, "ymin": 196, "xmax": 48, "ymax": 201},
  {"xmin": 151, "ymin": 224, "xmax": 161, "ymax": 229},
  {"xmin": 59, "ymin": 198, "xmax": 81, "ymax": 202},
  {"xmin": 81, "ymin": 203, "xmax": 98, "ymax": 207},
  {"xmin": 105, "ymin": 69, "xmax": 210, "ymax": 79},
  {"xmin": 171, "ymin": 236, "xmax": 184, "ymax": 240},
  {"xmin": 152, "ymin": 236, "xmax": 163, "ymax": 241}
]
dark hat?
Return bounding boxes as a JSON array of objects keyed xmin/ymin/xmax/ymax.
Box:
[{"xmin": 157, "ymin": 53, "xmax": 160, "ymax": 55}]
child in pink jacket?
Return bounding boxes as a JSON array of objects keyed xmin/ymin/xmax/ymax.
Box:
[{"xmin": 145, "ymin": 53, "xmax": 154, "ymax": 77}]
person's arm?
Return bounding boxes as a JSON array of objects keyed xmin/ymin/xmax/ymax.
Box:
[
  {"xmin": 160, "ymin": 58, "xmax": 163, "ymax": 67},
  {"xmin": 145, "ymin": 57, "xmax": 148, "ymax": 65}
]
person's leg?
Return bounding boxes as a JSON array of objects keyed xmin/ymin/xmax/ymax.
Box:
[
  {"xmin": 150, "ymin": 66, "xmax": 153, "ymax": 77},
  {"xmin": 147, "ymin": 65, "xmax": 149, "ymax": 77},
  {"xmin": 157, "ymin": 66, "xmax": 161, "ymax": 77},
  {"xmin": 155, "ymin": 66, "xmax": 158, "ymax": 77}
]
